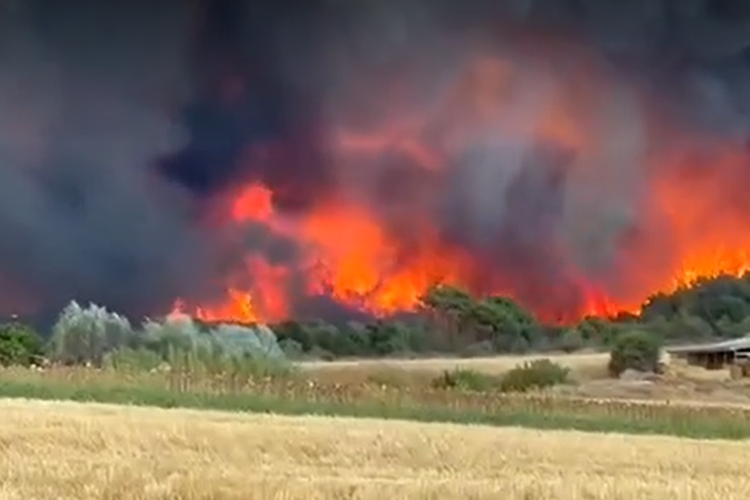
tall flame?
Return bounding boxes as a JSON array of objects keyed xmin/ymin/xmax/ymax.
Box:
[{"xmin": 172, "ymin": 53, "xmax": 750, "ymax": 325}]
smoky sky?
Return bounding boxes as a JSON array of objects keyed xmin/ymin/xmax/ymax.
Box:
[{"xmin": 2, "ymin": 0, "xmax": 750, "ymax": 322}]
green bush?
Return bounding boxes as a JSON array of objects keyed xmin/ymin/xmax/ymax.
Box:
[
  {"xmin": 499, "ymin": 359, "xmax": 570, "ymax": 393},
  {"xmin": 0, "ymin": 321, "xmax": 44, "ymax": 367},
  {"xmin": 608, "ymin": 330, "xmax": 661, "ymax": 377},
  {"xmin": 559, "ymin": 328, "xmax": 584, "ymax": 353},
  {"xmin": 143, "ymin": 315, "xmax": 292, "ymax": 378},
  {"xmin": 431, "ymin": 368, "xmax": 501, "ymax": 392}
]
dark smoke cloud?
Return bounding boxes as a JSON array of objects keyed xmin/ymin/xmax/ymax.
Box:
[
  {"xmin": 2, "ymin": 0, "xmax": 750, "ymax": 321},
  {"xmin": 0, "ymin": 1, "xmax": 219, "ymax": 317}
]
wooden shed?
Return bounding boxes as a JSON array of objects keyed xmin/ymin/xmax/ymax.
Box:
[{"xmin": 666, "ymin": 338, "xmax": 750, "ymax": 374}]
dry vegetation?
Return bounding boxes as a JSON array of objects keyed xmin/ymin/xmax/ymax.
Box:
[
  {"xmin": 299, "ymin": 351, "xmax": 610, "ymax": 373},
  {"xmin": 4, "ymin": 352, "xmax": 750, "ymax": 441},
  {"xmin": 299, "ymin": 351, "xmax": 610, "ymax": 381},
  {"xmin": 0, "ymin": 398, "xmax": 748, "ymax": 500},
  {"xmin": 300, "ymin": 351, "xmax": 750, "ymax": 405}
]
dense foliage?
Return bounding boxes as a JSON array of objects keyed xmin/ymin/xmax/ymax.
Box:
[
  {"xmin": 431, "ymin": 359, "xmax": 570, "ymax": 393},
  {"xmin": 3, "ymin": 271, "xmax": 750, "ymax": 369},
  {"xmin": 608, "ymin": 330, "xmax": 662, "ymax": 377},
  {"xmin": 0, "ymin": 320, "xmax": 43, "ymax": 367},
  {"xmin": 44, "ymin": 302, "xmax": 290, "ymax": 376},
  {"xmin": 269, "ymin": 274, "xmax": 750, "ymax": 359}
]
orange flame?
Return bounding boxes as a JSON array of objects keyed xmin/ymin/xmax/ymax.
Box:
[{"xmin": 172, "ymin": 53, "xmax": 750, "ymax": 325}]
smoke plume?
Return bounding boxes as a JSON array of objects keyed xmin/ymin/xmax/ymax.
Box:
[{"xmin": 2, "ymin": 0, "xmax": 750, "ymax": 322}]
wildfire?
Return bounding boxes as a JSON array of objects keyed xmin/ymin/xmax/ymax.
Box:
[{"xmin": 172, "ymin": 52, "xmax": 750, "ymax": 326}]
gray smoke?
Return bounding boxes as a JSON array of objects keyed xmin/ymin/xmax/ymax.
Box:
[
  {"xmin": 1, "ymin": 0, "xmax": 750, "ymax": 321},
  {"xmin": 0, "ymin": 2, "xmax": 225, "ymax": 317}
]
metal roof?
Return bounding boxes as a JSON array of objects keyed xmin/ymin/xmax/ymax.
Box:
[{"xmin": 666, "ymin": 337, "xmax": 750, "ymax": 354}]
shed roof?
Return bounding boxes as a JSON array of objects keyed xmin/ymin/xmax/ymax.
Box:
[{"xmin": 666, "ymin": 337, "xmax": 750, "ymax": 355}]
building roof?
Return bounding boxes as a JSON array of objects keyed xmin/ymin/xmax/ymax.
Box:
[{"xmin": 666, "ymin": 337, "xmax": 750, "ymax": 355}]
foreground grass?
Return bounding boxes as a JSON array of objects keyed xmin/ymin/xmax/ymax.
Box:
[
  {"xmin": 2, "ymin": 367, "xmax": 750, "ymax": 440},
  {"xmin": 2, "ymin": 399, "xmax": 749, "ymax": 500}
]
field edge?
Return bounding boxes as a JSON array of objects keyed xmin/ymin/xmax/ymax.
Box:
[{"xmin": 2, "ymin": 378, "xmax": 750, "ymax": 441}]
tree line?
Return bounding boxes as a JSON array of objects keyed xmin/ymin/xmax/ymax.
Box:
[
  {"xmin": 2, "ymin": 272, "xmax": 750, "ymax": 366},
  {"xmin": 271, "ymin": 272, "xmax": 750, "ymax": 359}
]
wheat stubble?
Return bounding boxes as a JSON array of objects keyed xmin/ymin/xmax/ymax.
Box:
[{"xmin": 0, "ymin": 398, "xmax": 747, "ymax": 499}]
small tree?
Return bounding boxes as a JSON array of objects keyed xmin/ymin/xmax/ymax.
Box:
[
  {"xmin": 49, "ymin": 302, "xmax": 132, "ymax": 366},
  {"xmin": 0, "ymin": 321, "xmax": 44, "ymax": 367},
  {"xmin": 608, "ymin": 330, "xmax": 661, "ymax": 377},
  {"xmin": 420, "ymin": 284, "xmax": 475, "ymax": 348}
]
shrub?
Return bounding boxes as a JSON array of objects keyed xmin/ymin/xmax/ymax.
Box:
[
  {"xmin": 141, "ymin": 313, "xmax": 206, "ymax": 356},
  {"xmin": 268, "ymin": 321, "xmax": 310, "ymax": 351},
  {"xmin": 211, "ymin": 323, "xmax": 291, "ymax": 377},
  {"xmin": 278, "ymin": 338, "xmax": 304, "ymax": 359},
  {"xmin": 142, "ymin": 314, "xmax": 291, "ymax": 377},
  {"xmin": 211, "ymin": 323, "xmax": 286, "ymax": 361},
  {"xmin": 559, "ymin": 327, "xmax": 584, "ymax": 353},
  {"xmin": 431, "ymin": 368, "xmax": 501, "ymax": 392},
  {"xmin": 366, "ymin": 321, "xmax": 418, "ymax": 355},
  {"xmin": 0, "ymin": 321, "xmax": 44, "ymax": 367},
  {"xmin": 104, "ymin": 347, "xmax": 163, "ymax": 372},
  {"xmin": 608, "ymin": 329, "xmax": 662, "ymax": 377},
  {"xmin": 499, "ymin": 359, "xmax": 570, "ymax": 393},
  {"xmin": 48, "ymin": 301, "xmax": 133, "ymax": 366}
]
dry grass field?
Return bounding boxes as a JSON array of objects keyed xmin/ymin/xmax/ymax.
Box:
[
  {"xmin": 299, "ymin": 351, "xmax": 611, "ymax": 384},
  {"xmin": 299, "ymin": 351, "xmax": 610, "ymax": 374},
  {"xmin": 299, "ymin": 351, "xmax": 750, "ymax": 405},
  {"xmin": 1, "ymin": 399, "xmax": 749, "ymax": 500}
]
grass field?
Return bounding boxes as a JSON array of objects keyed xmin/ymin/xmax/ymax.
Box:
[
  {"xmin": 0, "ymin": 398, "xmax": 748, "ymax": 500},
  {"xmin": 5, "ymin": 362, "xmax": 750, "ymax": 439},
  {"xmin": 300, "ymin": 351, "xmax": 750, "ymax": 405},
  {"xmin": 299, "ymin": 351, "xmax": 610, "ymax": 373},
  {"xmin": 299, "ymin": 351, "xmax": 611, "ymax": 383}
]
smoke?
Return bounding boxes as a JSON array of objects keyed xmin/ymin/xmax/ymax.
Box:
[
  {"xmin": 0, "ymin": 1, "xmax": 219, "ymax": 317},
  {"xmin": 2, "ymin": 0, "xmax": 750, "ymax": 321}
]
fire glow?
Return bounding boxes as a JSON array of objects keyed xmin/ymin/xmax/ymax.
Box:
[{"xmin": 171, "ymin": 51, "xmax": 750, "ymax": 326}]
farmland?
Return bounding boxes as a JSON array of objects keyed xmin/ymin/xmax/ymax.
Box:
[
  {"xmin": 1, "ymin": 398, "xmax": 748, "ymax": 500},
  {"xmin": 298, "ymin": 351, "xmax": 750, "ymax": 404},
  {"xmin": 3, "ymin": 349, "xmax": 750, "ymax": 440},
  {"xmin": 298, "ymin": 351, "xmax": 611, "ymax": 378},
  {"xmin": 3, "ymin": 297, "xmax": 750, "ymax": 498}
]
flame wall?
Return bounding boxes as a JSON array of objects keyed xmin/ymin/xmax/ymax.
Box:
[{"xmin": 2, "ymin": 0, "xmax": 750, "ymax": 324}]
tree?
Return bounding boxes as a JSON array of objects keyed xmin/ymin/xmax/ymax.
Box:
[
  {"xmin": 271, "ymin": 320, "xmax": 315, "ymax": 352},
  {"xmin": 420, "ymin": 285, "xmax": 539, "ymax": 351},
  {"xmin": 420, "ymin": 284, "xmax": 475, "ymax": 348},
  {"xmin": 421, "ymin": 284, "xmax": 474, "ymax": 315},
  {"xmin": 365, "ymin": 320, "xmax": 421, "ymax": 355},
  {"xmin": 641, "ymin": 274, "xmax": 750, "ymax": 331},
  {"xmin": 300, "ymin": 320, "xmax": 349, "ymax": 356},
  {"xmin": 48, "ymin": 302, "xmax": 132, "ymax": 366},
  {"xmin": 464, "ymin": 296, "xmax": 539, "ymax": 352},
  {"xmin": 608, "ymin": 330, "xmax": 662, "ymax": 377},
  {"xmin": 0, "ymin": 321, "xmax": 43, "ymax": 367}
]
